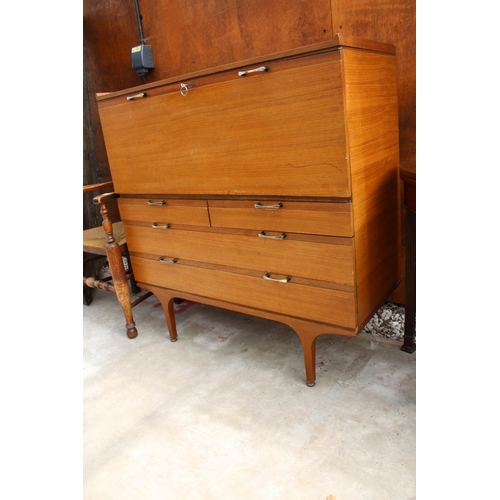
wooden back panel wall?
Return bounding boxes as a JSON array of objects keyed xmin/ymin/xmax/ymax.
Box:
[{"xmin": 83, "ymin": 0, "xmax": 415, "ymax": 303}]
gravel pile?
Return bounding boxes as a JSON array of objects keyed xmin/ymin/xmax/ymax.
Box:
[{"xmin": 362, "ymin": 302, "xmax": 406, "ymax": 340}]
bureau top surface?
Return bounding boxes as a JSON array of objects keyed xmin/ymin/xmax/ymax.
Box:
[{"xmin": 96, "ymin": 34, "xmax": 395, "ymax": 102}]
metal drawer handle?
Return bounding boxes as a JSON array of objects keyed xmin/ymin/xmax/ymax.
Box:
[
  {"xmin": 254, "ymin": 202, "xmax": 283, "ymax": 210},
  {"xmin": 238, "ymin": 66, "xmax": 268, "ymax": 77},
  {"xmin": 158, "ymin": 257, "xmax": 177, "ymax": 264},
  {"xmin": 258, "ymin": 231, "xmax": 286, "ymax": 240},
  {"xmin": 147, "ymin": 199, "xmax": 166, "ymax": 205},
  {"xmin": 152, "ymin": 222, "xmax": 171, "ymax": 229},
  {"xmin": 127, "ymin": 92, "xmax": 147, "ymax": 101},
  {"xmin": 263, "ymin": 272, "xmax": 290, "ymax": 283}
]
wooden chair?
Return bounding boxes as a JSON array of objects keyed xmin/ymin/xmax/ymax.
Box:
[{"xmin": 83, "ymin": 181, "xmax": 152, "ymax": 338}]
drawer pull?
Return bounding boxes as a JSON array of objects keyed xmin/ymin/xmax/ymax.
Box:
[
  {"xmin": 147, "ymin": 199, "xmax": 166, "ymax": 205},
  {"xmin": 263, "ymin": 272, "xmax": 290, "ymax": 283},
  {"xmin": 152, "ymin": 222, "xmax": 171, "ymax": 229},
  {"xmin": 254, "ymin": 202, "xmax": 283, "ymax": 210},
  {"xmin": 238, "ymin": 66, "xmax": 268, "ymax": 77},
  {"xmin": 158, "ymin": 257, "xmax": 177, "ymax": 264},
  {"xmin": 258, "ymin": 231, "xmax": 286, "ymax": 240},
  {"xmin": 126, "ymin": 92, "xmax": 147, "ymax": 101},
  {"xmin": 180, "ymin": 83, "xmax": 191, "ymax": 96}
]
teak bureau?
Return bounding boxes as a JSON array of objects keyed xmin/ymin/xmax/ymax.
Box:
[{"xmin": 96, "ymin": 34, "xmax": 400, "ymax": 386}]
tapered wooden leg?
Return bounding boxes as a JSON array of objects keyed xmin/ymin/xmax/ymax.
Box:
[
  {"xmin": 165, "ymin": 297, "xmax": 178, "ymax": 342},
  {"xmin": 296, "ymin": 329, "xmax": 318, "ymax": 387},
  {"xmin": 137, "ymin": 286, "xmax": 178, "ymax": 341}
]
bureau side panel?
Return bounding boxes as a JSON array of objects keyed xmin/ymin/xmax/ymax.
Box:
[
  {"xmin": 342, "ymin": 49, "xmax": 400, "ymax": 324},
  {"xmin": 97, "ymin": 54, "xmax": 350, "ymax": 197}
]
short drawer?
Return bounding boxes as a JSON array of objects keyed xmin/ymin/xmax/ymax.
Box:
[
  {"xmin": 118, "ymin": 198, "xmax": 210, "ymax": 226},
  {"xmin": 131, "ymin": 255, "xmax": 357, "ymax": 328},
  {"xmin": 208, "ymin": 200, "xmax": 353, "ymax": 237},
  {"xmin": 124, "ymin": 224, "xmax": 355, "ymax": 285}
]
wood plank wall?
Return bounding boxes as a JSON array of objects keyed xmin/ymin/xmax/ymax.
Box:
[{"xmin": 83, "ymin": 0, "xmax": 415, "ymax": 303}]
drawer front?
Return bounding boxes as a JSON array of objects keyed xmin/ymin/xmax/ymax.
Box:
[
  {"xmin": 124, "ymin": 224, "xmax": 355, "ymax": 285},
  {"xmin": 208, "ymin": 200, "xmax": 353, "ymax": 237},
  {"xmin": 98, "ymin": 52, "xmax": 349, "ymax": 197},
  {"xmin": 131, "ymin": 256, "xmax": 357, "ymax": 328},
  {"xmin": 118, "ymin": 198, "xmax": 210, "ymax": 227}
]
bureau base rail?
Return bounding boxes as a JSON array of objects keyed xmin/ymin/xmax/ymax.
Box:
[{"xmin": 139, "ymin": 282, "xmax": 358, "ymax": 386}]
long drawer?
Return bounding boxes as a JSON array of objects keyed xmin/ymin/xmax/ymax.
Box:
[
  {"xmin": 208, "ymin": 200, "xmax": 353, "ymax": 237},
  {"xmin": 118, "ymin": 198, "xmax": 210, "ymax": 226},
  {"xmin": 131, "ymin": 255, "xmax": 357, "ymax": 328},
  {"xmin": 124, "ymin": 224, "xmax": 355, "ymax": 285},
  {"xmin": 98, "ymin": 51, "xmax": 349, "ymax": 197}
]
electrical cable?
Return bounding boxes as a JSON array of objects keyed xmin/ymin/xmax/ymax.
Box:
[{"xmin": 133, "ymin": 0, "xmax": 145, "ymax": 45}]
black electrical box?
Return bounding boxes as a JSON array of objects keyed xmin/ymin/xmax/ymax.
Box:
[{"xmin": 131, "ymin": 45, "xmax": 154, "ymax": 76}]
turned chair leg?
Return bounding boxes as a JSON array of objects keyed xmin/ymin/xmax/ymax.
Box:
[
  {"xmin": 99, "ymin": 200, "xmax": 138, "ymax": 339},
  {"xmin": 107, "ymin": 243, "xmax": 138, "ymax": 339}
]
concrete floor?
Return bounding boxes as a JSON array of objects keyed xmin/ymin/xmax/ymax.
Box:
[{"xmin": 83, "ymin": 288, "xmax": 416, "ymax": 500}]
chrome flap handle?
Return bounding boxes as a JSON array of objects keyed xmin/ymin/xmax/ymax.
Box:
[
  {"xmin": 147, "ymin": 199, "xmax": 166, "ymax": 205},
  {"xmin": 263, "ymin": 272, "xmax": 290, "ymax": 283},
  {"xmin": 258, "ymin": 231, "xmax": 286, "ymax": 240},
  {"xmin": 238, "ymin": 66, "xmax": 269, "ymax": 77},
  {"xmin": 158, "ymin": 256, "xmax": 177, "ymax": 264},
  {"xmin": 254, "ymin": 202, "xmax": 283, "ymax": 210},
  {"xmin": 127, "ymin": 92, "xmax": 147, "ymax": 101},
  {"xmin": 152, "ymin": 223, "xmax": 171, "ymax": 229}
]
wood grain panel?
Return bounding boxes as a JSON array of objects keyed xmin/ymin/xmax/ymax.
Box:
[
  {"xmin": 124, "ymin": 224, "xmax": 355, "ymax": 285},
  {"xmin": 131, "ymin": 255, "xmax": 357, "ymax": 328},
  {"xmin": 342, "ymin": 48, "xmax": 400, "ymax": 323},
  {"xmin": 332, "ymin": 0, "xmax": 416, "ymax": 304},
  {"xmin": 146, "ymin": 0, "xmax": 334, "ymax": 79},
  {"xmin": 331, "ymin": 0, "xmax": 415, "ymax": 162},
  {"xmin": 208, "ymin": 200, "xmax": 353, "ymax": 237},
  {"xmin": 98, "ymin": 54, "xmax": 349, "ymax": 197}
]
